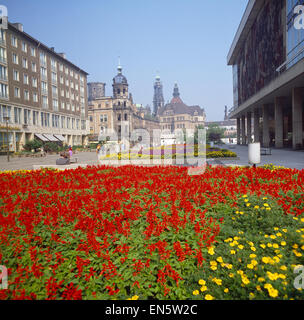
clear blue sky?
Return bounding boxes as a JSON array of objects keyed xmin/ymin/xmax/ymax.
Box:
[{"xmin": 2, "ymin": 0, "xmax": 247, "ymax": 121}]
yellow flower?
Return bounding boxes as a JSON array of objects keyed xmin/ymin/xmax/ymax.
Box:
[
  {"xmin": 251, "ymin": 247, "xmax": 256, "ymax": 252},
  {"xmin": 293, "ymin": 244, "xmax": 299, "ymax": 249},
  {"xmin": 280, "ymin": 266, "xmax": 287, "ymax": 271},
  {"xmin": 193, "ymin": 290, "xmax": 200, "ymax": 296},
  {"xmin": 256, "ymin": 285, "xmax": 262, "ymax": 291},
  {"xmin": 250, "ymin": 254, "xmax": 257, "ymax": 259},
  {"xmin": 267, "ymin": 243, "xmax": 273, "ymax": 248},
  {"xmin": 251, "ymin": 260, "xmax": 258, "ymax": 267},
  {"xmin": 230, "ymin": 250, "xmax": 236, "ymax": 255},
  {"xmin": 208, "ymin": 247, "xmax": 215, "ymax": 255},
  {"xmin": 246, "ymin": 204, "xmax": 251, "ymax": 207},
  {"xmin": 254, "ymin": 206, "xmax": 259, "ymax": 209},
  {"xmin": 281, "ymin": 241, "xmax": 287, "ymax": 246},
  {"xmin": 199, "ymin": 279, "xmax": 206, "ymax": 286},
  {"xmin": 242, "ymin": 195, "xmax": 248, "ymax": 198},
  {"xmin": 262, "ymin": 257, "xmax": 270, "ymax": 264},
  {"xmin": 200, "ymin": 286, "xmax": 208, "ymax": 292},
  {"xmin": 205, "ymin": 294, "xmax": 214, "ymax": 300},
  {"xmin": 131, "ymin": 295, "xmax": 139, "ymax": 300},
  {"xmin": 268, "ymin": 288, "xmax": 279, "ymax": 298},
  {"xmin": 238, "ymin": 245, "xmax": 244, "ymax": 250},
  {"xmin": 242, "ymin": 276, "xmax": 250, "ymax": 285},
  {"xmin": 276, "ymin": 233, "xmax": 282, "ymax": 237},
  {"xmin": 260, "ymin": 244, "xmax": 266, "ymax": 249},
  {"xmin": 224, "ymin": 288, "xmax": 229, "ymax": 293},
  {"xmin": 244, "ymin": 199, "xmax": 249, "ymax": 203},
  {"xmin": 217, "ymin": 257, "xmax": 223, "ymax": 263},
  {"xmin": 212, "ymin": 278, "xmax": 222, "ymax": 286},
  {"xmin": 273, "ymin": 243, "xmax": 279, "ymax": 249},
  {"xmin": 247, "ymin": 264, "xmax": 254, "ymax": 269},
  {"xmin": 282, "ymin": 229, "xmax": 287, "ymax": 233},
  {"xmin": 229, "ymin": 273, "xmax": 234, "ymax": 278},
  {"xmin": 270, "ymin": 235, "xmax": 276, "ymax": 239},
  {"xmin": 258, "ymin": 277, "xmax": 265, "ymax": 282},
  {"xmin": 249, "ymin": 292, "xmax": 255, "ymax": 299}
]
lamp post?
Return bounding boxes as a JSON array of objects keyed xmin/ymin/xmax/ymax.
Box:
[{"xmin": 3, "ymin": 116, "xmax": 10, "ymax": 162}]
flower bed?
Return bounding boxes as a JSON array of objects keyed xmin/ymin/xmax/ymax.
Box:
[{"xmin": 0, "ymin": 166, "xmax": 303, "ymax": 300}]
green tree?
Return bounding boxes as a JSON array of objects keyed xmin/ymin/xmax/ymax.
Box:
[
  {"xmin": 23, "ymin": 139, "xmax": 43, "ymax": 152},
  {"xmin": 206, "ymin": 124, "xmax": 225, "ymax": 143}
]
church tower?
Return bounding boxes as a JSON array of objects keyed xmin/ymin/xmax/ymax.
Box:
[
  {"xmin": 112, "ymin": 60, "xmax": 129, "ymax": 99},
  {"xmin": 153, "ymin": 74, "xmax": 165, "ymax": 115}
]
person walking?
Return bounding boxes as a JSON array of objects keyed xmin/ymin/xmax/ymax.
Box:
[{"xmin": 68, "ymin": 146, "xmax": 73, "ymax": 158}]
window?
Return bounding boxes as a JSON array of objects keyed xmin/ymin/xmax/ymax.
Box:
[
  {"xmin": 41, "ymin": 81, "xmax": 48, "ymax": 94},
  {"xmin": 0, "ymin": 105, "xmax": 12, "ymax": 123},
  {"xmin": 72, "ymin": 118, "xmax": 75, "ymax": 129},
  {"xmin": 71, "ymin": 81, "xmax": 74, "ymax": 89},
  {"xmin": 31, "ymin": 62, "xmax": 37, "ymax": 73},
  {"xmin": 41, "ymin": 112, "xmax": 50, "ymax": 127},
  {"xmin": 61, "ymin": 101, "xmax": 65, "ymax": 109},
  {"xmin": 24, "ymin": 90, "xmax": 29, "ymax": 101},
  {"xmin": 24, "ymin": 109, "xmax": 31, "ymax": 125},
  {"xmin": 0, "ymin": 29, "xmax": 5, "ymax": 43},
  {"xmin": 90, "ymin": 116, "xmax": 93, "ymax": 122},
  {"xmin": 51, "ymin": 59, "xmax": 57, "ymax": 71},
  {"xmin": 14, "ymin": 87, "xmax": 20, "ymax": 98},
  {"xmin": 65, "ymin": 67, "xmax": 69, "ymax": 75},
  {"xmin": 124, "ymin": 114, "xmax": 127, "ymax": 121},
  {"xmin": 33, "ymin": 111, "xmax": 39, "ymax": 125},
  {"xmin": 22, "ymin": 57, "xmax": 28, "ymax": 69},
  {"xmin": 14, "ymin": 107, "xmax": 21, "ymax": 124},
  {"xmin": 13, "ymin": 70, "xmax": 19, "ymax": 81},
  {"xmin": 23, "ymin": 73, "xmax": 29, "ymax": 85},
  {"xmin": 65, "ymin": 79, "xmax": 69, "ymax": 86},
  {"xmin": 33, "ymin": 92, "xmax": 38, "ymax": 102},
  {"xmin": 61, "ymin": 116, "xmax": 65, "ymax": 129},
  {"xmin": 67, "ymin": 103, "xmax": 70, "ymax": 110},
  {"xmin": 100, "ymin": 115, "xmax": 104, "ymax": 122},
  {"xmin": 32, "ymin": 77, "xmax": 37, "ymax": 88},
  {"xmin": 51, "ymin": 72, "xmax": 57, "ymax": 84},
  {"xmin": 118, "ymin": 114, "xmax": 121, "ymax": 121},
  {"xmin": 76, "ymin": 119, "xmax": 80, "ymax": 130},
  {"xmin": 60, "ymin": 75, "xmax": 64, "ymax": 84},
  {"xmin": 52, "ymin": 85, "xmax": 58, "ymax": 97},
  {"xmin": 11, "ymin": 35, "xmax": 17, "ymax": 47},
  {"xmin": 31, "ymin": 47, "xmax": 36, "ymax": 57},
  {"xmin": 72, "ymin": 104, "xmax": 75, "ymax": 112},
  {"xmin": 61, "ymin": 89, "xmax": 64, "ymax": 97},
  {"xmin": 81, "ymin": 120, "xmax": 86, "ymax": 130},
  {"xmin": 67, "ymin": 117, "xmax": 71, "ymax": 129},
  {"xmin": 53, "ymin": 99, "xmax": 58, "ymax": 111},
  {"xmin": 66, "ymin": 90, "xmax": 70, "ymax": 98},
  {"xmin": 75, "ymin": 83, "xmax": 79, "ymax": 90},
  {"xmin": 22, "ymin": 42, "xmax": 27, "ymax": 53},
  {"xmin": 12, "ymin": 53, "xmax": 18, "ymax": 64},
  {"xmin": 40, "ymin": 67, "xmax": 47, "ymax": 80},
  {"xmin": 59, "ymin": 64, "xmax": 63, "ymax": 72},
  {"xmin": 42, "ymin": 95, "xmax": 48, "ymax": 108},
  {"xmin": 40, "ymin": 52, "xmax": 46, "ymax": 66},
  {"xmin": 70, "ymin": 70, "xmax": 73, "ymax": 77},
  {"xmin": 0, "ymin": 47, "xmax": 6, "ymax": 63},
  {"xmin": 52, "ymin": 114, "xmax": 60, "ymax": 128},
  {"xmin": 0, "ymin": 65, "xmax": 7, "ymax": 80}
]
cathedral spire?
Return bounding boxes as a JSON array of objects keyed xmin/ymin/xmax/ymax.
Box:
[
  {"xmin": 153, "ymin": 73, "xmax": 164, "ymax": 116},
  {"xmin": 173, "ymin": 83, "xmax": 180, "ymax": 98}
]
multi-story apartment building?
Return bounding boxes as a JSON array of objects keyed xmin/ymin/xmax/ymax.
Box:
[
  {"xmin": 0, "ymin": 22, "xmax": 89, "ymax": 152},
  {"xmin": 228, "ymin": 0, "xmax": 304, "ymax": 150}
]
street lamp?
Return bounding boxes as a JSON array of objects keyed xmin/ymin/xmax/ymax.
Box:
[{"xmin": 3, "ymin": 116, "xmax": 10, "ymax": 162}]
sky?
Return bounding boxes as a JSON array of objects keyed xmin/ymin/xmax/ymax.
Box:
[{"xmin": 2, "ymin": 0, "xmax": 248, "ymax": 121}]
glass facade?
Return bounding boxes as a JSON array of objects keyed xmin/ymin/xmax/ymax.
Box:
[{"xmin": 287, "ymin": 0, "xmax": 304, "ymax": 68}]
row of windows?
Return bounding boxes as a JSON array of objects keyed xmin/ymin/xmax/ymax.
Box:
[
  {"xmin": 0, "ymin": 104, "xmax": 86, "ymax": 130},
  {"xmin": 10, "ymin": 34, "xmax": 83, "ymax": 82},
  {"xmin": 162, "ymin": 116, "xmax": 186, "ymax": 122},
  {"xmin": 162, "ymin": 124, "xmax": 185, "ymax": 130}
]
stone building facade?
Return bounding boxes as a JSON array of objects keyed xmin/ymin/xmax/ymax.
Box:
[
  {"xmin": 88, "ymin": 82, "xmax": 105, "ymax": 101},
  {"xmin": 0, "ymin": 21, "xmax": 89, "ymax": 152}
]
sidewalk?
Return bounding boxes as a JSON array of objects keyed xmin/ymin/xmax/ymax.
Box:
[{"xmin": 219, "ymin": 145, "xmax": 304, "ymax": 170}]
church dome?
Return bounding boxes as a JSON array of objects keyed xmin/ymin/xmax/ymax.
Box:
[{"xmin": 113, "ymin": 65, "xmax": 128, "ymax": 84}]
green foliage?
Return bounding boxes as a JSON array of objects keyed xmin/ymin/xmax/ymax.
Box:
[{"xmin": 23, "ymin": 139, "xmax": 43, "ymax": 152}]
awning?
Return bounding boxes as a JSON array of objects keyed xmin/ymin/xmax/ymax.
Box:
[
  {"xmin": 54, "ymin": 134, "xmax": 66, "ymax": 142},
  {"xmin": 35, "ymin": 133, "xmax": 50, "ymax": 142},
  {"xmin": 42, "ymin": 134, "xmax": 59, "ymax": 142}
]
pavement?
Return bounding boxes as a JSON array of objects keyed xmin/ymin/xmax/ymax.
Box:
[{"xmin": 0, "ymin": 145, "xmax": 304, "ymax": 171}]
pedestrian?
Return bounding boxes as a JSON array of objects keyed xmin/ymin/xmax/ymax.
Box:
[
  {"xmin": 96, "ymin": 144, "xmax": 101, "ymax": 154},
  {"xmin": 68, "ymin": 146, "xmax": 73, "ymax": 158}
]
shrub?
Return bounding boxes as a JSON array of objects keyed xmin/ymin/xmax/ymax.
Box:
[{"xmin": 23, "ymin": 139, "xmax": 43, "ymax": 152}]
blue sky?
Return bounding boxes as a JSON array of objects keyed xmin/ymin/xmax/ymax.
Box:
[{"xmin": 2, "ymin": 0, "xmax": 247, "ymax": 121}]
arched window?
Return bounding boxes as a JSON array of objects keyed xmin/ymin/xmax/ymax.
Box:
[
  {"xmin": 117, "ymin": 88, "xmax": 121, "ymax": 94},
  {"xmin": 123, "ymin": 89, "xmax": 126, "ymax": 94},
  {"xmin": 118, "ymin": 101, "xmax": 121, "ymax": 106},
  {"xmin": 124, "ymin": 114, "xmax": 128, "ymax": 121},
  {"xmin": 123, "ymin": 101, "xmax": 127, "ymax": 107}
]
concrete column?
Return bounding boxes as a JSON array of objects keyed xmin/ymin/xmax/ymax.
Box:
[
  {"xmin": 275, "ymin": 97, "xmax": 284, "ymax": 148},
  {"xmin": 262, "ymin": 105, "xmax": 270, "ymax": 147},
  {"xmin": 253, "ymin": 109, "xmax": 260, "ymax": 143},
  {"xmin": 237, "ymin": 117, "xmax": 241, "ymax": 145},
  {"xmin": 292, "ymin": 88, "xmax": 303, "ymax": 150},
  {"xmin": 241, "ymin": 115, "xmax": 246, "ymax": 145},
  {"xmin": 247, "ymin": 112, "xmax": 252, "ymax": 144}
]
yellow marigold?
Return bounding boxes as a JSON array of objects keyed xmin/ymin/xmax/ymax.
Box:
[
  {"xmin": 273, "ymin": 243, "xmax": 279, "ymax": 249},
  {"xmin": 230, "ymin": 250, "xmax": 236, "ymax": 255},
  {"xmin": 247, "ymin": 264, "xmax": 254, "ymax": 270},
  {"xmin": 262, "ymin": 257, "xmax": 270, "ymax": 264},
  {"xmin": 200, "ymin": 286, "xmax": 208, "ymax": 292},
  {"xmin": 282, "ymin": 229, "xmax": 287, "ymax": 233},
  {"xmin": 260, "ymin": 244, "xmax": 266, "ymax": 249},
  {"xmin": 251, "ymin": 260, "xmax": 258, "ymax": 267},
  {"xmin": 205, "ymin": 294, "xmax": 214, "ymax": 300},
  {"xmin": 208, "ymin": 247, "xmax": 215, "ymax": 255},
  {"xmin": 281, "ymin": 241, "xmax": 287, "ymax": 246},
  {"xmin": 250, "ymin": 254, "xmax": 257, "ymax": 259},
  {"xmin": 251, "ymin": 247, "xmax": 256, "ymax": 252},
  {"xmin": 238, "ymin": 245, "xmax": 244, "ymax": 250},
  {"xmin": 293, "ymin": 244, "xmax": 299, "ymax": 249},
  {"xmin": 131, "ymin": 295, "xmax": 139, "ymax": 300},
  {"xmin": 270, "ymin": 235, "xmax": 276, "ymax": 239},
  {"xmin": 258, "ymin": 277, "xmax": 265, "ymax": 282},
  {"xmin": 249, "ymin": 292, "xmax": 255, "ymax": 299},
  {"xmin": 268, "ymin": 288, "xmax": 279, "ymax": 298},
  {"xmin": 216, "ymin": 257, "xmax": 223, "ymax": 263},
  {"xmin": 280, "ymin": 266, "xmax": 287, "ymax": 271},
  {"xmin": 199, "ymin": 279, "xmax": 206, "ymax": 286},
  {"xmin": 242, "ymin": 276, "xmax": 250, "ymax": 285},
  {"xmin": 212, "ymin": 278, "xmax": 222, "ymax": 286},
  {"xmin": 229, "ymin": 273, "xmax": 234, "ymax": 278},
  {"xmin": 193, "ymin": 290, "xmax": 200, "ymax": 296},
  {"xmin": 224, "ymin": 288, "xmax": 229, "ymax": 293},
  {"xmin": 276, "ymin": 233, "xmax": 282, "ymax": 237}
]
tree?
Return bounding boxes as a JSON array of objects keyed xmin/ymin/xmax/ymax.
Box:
[
  {"xmin": 206, "ymin": 124, "xmax": 225, "ymax": 143},
  {"xmin": 23, "ymin": 139, "xmax": 43, "ymax": 152}
]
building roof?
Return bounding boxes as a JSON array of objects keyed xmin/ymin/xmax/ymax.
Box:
[
  {"xmin": 8, "ymin": 22, "xmax": 89, "ymax": 75},
  {"xmin": 158, "ymin": 84, "xmax": 205, "ymax": 116}
]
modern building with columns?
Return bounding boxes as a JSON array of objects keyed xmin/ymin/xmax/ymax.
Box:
[
  {"xmin": 0, "ymin": 21, "xmax": 89, "ymax": 153},
  {"xmin": 228, "ymin": 0, "xmax": 304, "ymax": 150}
]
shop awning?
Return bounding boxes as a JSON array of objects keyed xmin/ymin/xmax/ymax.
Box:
[
  {"xmin": 54, "ymin": 134, "xmax": 66, "ymax": 142},
  {"xmin": 35, "ymin": 133, "xmax": 50, "ymax": 142},
  {"xmin": 42, "ymin": 134, "xmax": 59, "ymax": 142}
]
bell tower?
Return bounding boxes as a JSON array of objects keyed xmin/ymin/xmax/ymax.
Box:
[{"xmin": 113, "ymin": 59, "xmax": 129, "ymax": 99}]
